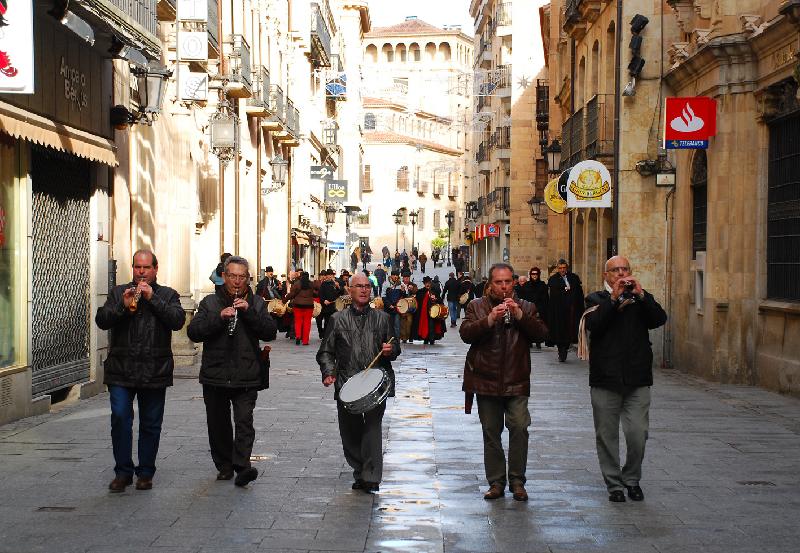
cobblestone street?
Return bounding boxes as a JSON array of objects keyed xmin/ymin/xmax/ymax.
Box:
[{"xmin": 1, "ymin": 317, "xmax": 799, "ymax": 553}]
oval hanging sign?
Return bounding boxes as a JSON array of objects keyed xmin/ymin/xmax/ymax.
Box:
[
  {"xmin": 544, "ymin": 177, "xmax": 566, "ymax": 214},
  {"xmin": 566, "ymin": 160, "xmax": 612, "ymax": 208}
]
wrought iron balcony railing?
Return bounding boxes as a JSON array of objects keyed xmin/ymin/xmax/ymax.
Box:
[
  {"xmin": 310, "ymin": 3, "xmax": 332, "ymax": 68},
  {"xmin": 268, "ymin": 84, "xmax": 286, "ymax": 122},
  {"xmin": 230, "ymin": 35, "xmax": 252, "ymax": 88},
  {"xmin": 285, "ymin": 99, "xmax": 300, "ymax": 135},
  {"xmin": 496, "ymin": 2, "xmax": 513, "ymax": 26},
  {"xmin": 585, "ymin": 94, "xmax": 614, "ymax": 159},
  {"xmin": 536, "ymin": 80, "xmax": 549, "ymax": 131}
]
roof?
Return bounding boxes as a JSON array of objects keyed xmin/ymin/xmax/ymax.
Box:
[
  {"xmin": 364, "ymin": 131, "xmax": 462, "ymax": 156},
  {"xmin": 367, "ymin": 17, "xmax": 467, "ymax": 38}
]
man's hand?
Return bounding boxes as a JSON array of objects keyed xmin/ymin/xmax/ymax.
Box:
[
  {"xmin": 122, "ymin": 287, "xmax": 136, "ymax": 309},
  {"xmin": 138, "ymin": 281, "xmax": 153, "ymax": 301},
  {"xmin": 504, "ymin": 298, "xmax": 523, "ymax": 321},
  {"xmin": 323, "ymin": 375, "xmax": 336, "ymax": 387},
  {"xmin": 233, "ymin": 297, "xmax": 249, "ymax": 311},
  {"xmin": 381, "ymin": 342, "xmax": 393, "ymax": 357},
  {"xmin": 220, "ymin": 307, "xmax": 236, "ymax": 320},
  {"xmin": 487, "ymin": 303, "xmax": 507, "ymax": 326},
  {"xmin": 323, "ymin": 300, "xmax": 332, "ymax": 305}
]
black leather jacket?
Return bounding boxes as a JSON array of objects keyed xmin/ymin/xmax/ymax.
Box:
[
  {"xmin": 187, "ymin": 288, "xmax": 277, "ymax": 389},
  {"xmin": 317, "ymin": 306, "xmax": 401, "ymax": 400},
  {"xmin": 95, "ymin": 282, "xmax": 186, "ymax": 388}
]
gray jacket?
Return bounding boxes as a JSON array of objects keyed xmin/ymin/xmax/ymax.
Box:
[{"xmin": 317, "ymin": 306, "xmax": 401, "ymax": 399}]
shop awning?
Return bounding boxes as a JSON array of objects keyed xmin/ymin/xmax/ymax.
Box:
[
  {"xmin": 293, "ymin": 231, "xmax": 310, "ymax": 246},
  {"xmin": 0, "ymin": 100, "xmax": 118, "ymax": 166}
]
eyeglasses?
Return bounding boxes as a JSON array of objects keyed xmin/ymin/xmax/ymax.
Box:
[
  {"xmin": 224, "ymin": 273, "xmax": 248, "ymax": 281},
  {"xmin": 351, "ymin": 284, "xmax": 372, "ymax": 289},
  {"xmin": 606, "ymin": 266, "xmax": 630, "ymax": 274}
]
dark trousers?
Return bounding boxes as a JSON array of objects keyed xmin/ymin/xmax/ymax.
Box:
[
  {"xmin": 317, "ymin": 311, "xmax": 333, "ymax": 337},
  {"xmin": 557, "ymin": 342, "xmax": 570, "ymax": 361},
  {"xmin": 337, "ymin": 401, "xmax": 386, "ymax": 484},
  {"xmin": 202, "ymin": 384, "xmax": 258, "ymax": 473},
  {"xmin": 109, "ymin": 385, "xmax": 166, "ymax": 478},
  {"xmin": 476, "ymin": 395, "xmax": 531, "ymax": 488}
]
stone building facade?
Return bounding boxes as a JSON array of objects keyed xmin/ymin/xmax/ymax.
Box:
[
  {"xmin": 664, "ymin": 0, "xmax": 800, "ymax": 394},
  {"xmin": 359, "ymin": 18, "xmax": 471, "ymax": 262}
]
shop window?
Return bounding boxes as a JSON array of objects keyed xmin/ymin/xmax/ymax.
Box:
[
  {"xmin": 691, "ymin": 150, "xmax": 707, "ymax": 259},
  {"xmin": 767, "ymin": 110, "xmax": 800, "ymax": 301},
  {"xmin": 0, "ymin": 140, "xmax": 22, "ymax": 369},
  {"xmin": 397, "ymin": 166, "xmax": 409, "ymax": 191},
  {"xmin": 364, "ymin": 112, "xmax": 376, "ymax": 130}
]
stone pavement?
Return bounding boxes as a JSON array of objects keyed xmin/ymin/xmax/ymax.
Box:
[{"xmin": 1, "ymin": 317, "xmax": 800, "ymax": 553}]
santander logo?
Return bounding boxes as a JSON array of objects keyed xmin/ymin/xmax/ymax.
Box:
[{"xmin": 670, "ymin": 103, "xmax": 705, "ymax": 133}]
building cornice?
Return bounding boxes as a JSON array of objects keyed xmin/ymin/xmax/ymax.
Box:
[
  {"xmin": 341, "ymin": 1, "xmax": 371, "ymax": 33},
  {"xmin": 663, "ymin": 34, "xmax": 758, "ymax": 96}
]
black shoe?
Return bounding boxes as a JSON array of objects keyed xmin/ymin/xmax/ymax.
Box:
[
  {"xmin": 626, "ymin": 485, "xmax": 644, "ymax": 501},
  {"xmin": 535, "ymin": 343, "xmax": 541, "ymax": 349},
  {"xmin": 608, "ymin": 490, "xmax": 626, "ymax": 502},
  {"xmin": 295, "ymin": 338, "xmax": 301, "ymax": 345},
  {"xmin": 217, "ymin": 468, "xmax": 234, "ymax": 481},
  {"xmin": 352, "ymin": 479, "xmax": 365, "ymax": 490},
  {"xmin": 234, "ymin": 467, "xmax": 259, "ymax": 487},
  {"xmin": 362, "ymin": 481, "xmax": 379, "ymax": 494}
]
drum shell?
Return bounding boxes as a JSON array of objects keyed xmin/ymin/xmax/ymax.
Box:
[
  {"xmin": 335, "ymin": 295, "xmax": 352, "ymax": 311},
  {"xmin": 430, "ymin": 303, "xmax": 449, "ymax": 319},
  {"xmin": 397, "ymin": 297, "xmax": 417, "ymax": 314},
  {"xmin": 267, "ymin": 299, "xmax": 286, "ymax": 316},
  {"xmin": 313, "ymin": 302, "xmax": 322, "ymax": 318},
  {"xmin": 339, "ymin": 368, "xmax": 391, "ymax": 414},
  {"xmin": 370, "ymin": 297, "xmax": 384, "ymax": 310},
  {"xmin": 459, "ymin": 292, "xmax": 469, "ymax": 305}
]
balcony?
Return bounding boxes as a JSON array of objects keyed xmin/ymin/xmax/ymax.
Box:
[
  {"xmin": 570, "ymin": 107, "xmax": 584, "ymax": 166},
  {"xmin": 80, "ymin": 0, "xmax": 159, "ymax": 57},
  {"xmin": 536, "ymin": 80, "xmax": 549, "ymax": 131},
  {"xmin": 496, "ymin": 126, "xmax": 511, "ymax": 149},
  {"xmin": 448, "ymin": 185, "xmax": 459, "ymax": 198},
  {"xmin": 310, "ymin": 3, "xmax": 332, "ymax": 68},
  {"xmin": 277, "ymin": 99, "xmax": 300, "ymax": 146},
  {"xmin": 561, "ymin": 116, "xmax": 572, "ymax": 170},
  {"xmin": 496, "ymin": 2, "xmax": 512, "ymax": 34},
  {"xmin": 496, "ymin": 65, "xmax": 512, "ymax": 97},
  {"xmin": 563, "ymin": 0, "xmax": 588, "ymax": 40},
  {"xmin": 477, "ymin": 94, "xmax": 491, "ymax": 112},
  {"xmin": 226, "ymin": 35, "xmax": 252, "ymax": 98},
  {"xmin": 585, "ymin": 94, "xmax": 614, "ymax": 160},
  {"xmin": 245, "ymin": 66, "xmax": 271, "ymax": 116},
  {"xmin": 433, "ymin": 182, "xmax": 444, "ymax": 196},
  {"xmin": 261, "ymin": 84, "xmax": 285, "ymax": 130},
  {"xmin": 477, "ymin": 195, "xmax": 487, "ymax": 217},
  {"xmin": 496, "ymin": 186, "xmax": 511, "ymax": 216},
  {"xmin": 417, "ymin": 180, "xmax": 429, "ymax": 194}
]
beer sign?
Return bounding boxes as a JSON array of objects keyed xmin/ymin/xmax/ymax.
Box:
[{"xmin": 566, "ymin": 160, "xmax": 612, "ymax": 208}]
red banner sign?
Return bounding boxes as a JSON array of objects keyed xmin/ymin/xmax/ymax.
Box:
[{"xmin": 664, "ymin": 96, "xmax": 717, "ymax": 149}]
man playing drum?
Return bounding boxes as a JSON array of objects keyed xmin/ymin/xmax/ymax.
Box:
[{"xmin": 317, "ymin": 273, "xmax": 401, "ymax": 493}]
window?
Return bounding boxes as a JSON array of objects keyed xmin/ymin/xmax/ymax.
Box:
[
  {"xmin": 434, "ymin": 210, "xmax": 441, "ymax": 229},
  {"xmin": 691, "ymin": 150, "xmax": 707, "ymax": 258},
  {"xmin": 397, "ymin": 166, "xmax": 409, "ymax": 191},
  {"xmin": 364, "ymin": 112, "xmax": 376, "ymax": 130},
  {"xmin": 767, "ymin": 110, "xmax": 800, "ymax": 300},
  {"xmin": 362, "ymin": 165, "xmax": 372, "ymax": 192},
  {"xmin": 418, "ymin": 208, "xmax": 425, "ymax": 230},
  {"xmin": 357, "ymin": 209, "xmax": 370, "ymax": 225}
]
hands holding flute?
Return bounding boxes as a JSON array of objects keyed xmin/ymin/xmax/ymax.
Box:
[{"xmin": 123, "ymin": 279, "xmax": 153, "ymax": 312}]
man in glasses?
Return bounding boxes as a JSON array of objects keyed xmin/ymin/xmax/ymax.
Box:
[
  {"xmin": 187, "ymin": 256, "xmax": 277, "ymax": 487},
  {"xmin": 317, "ymin": 273, "xmax": 401, "ymax": 493},
  {"xmin": 547, "ymin": 259, "xmax": 584, "ymax": 362},
  {"xmin": 583, "ymin": 256, "xmax": 667, "ymax": 503}
]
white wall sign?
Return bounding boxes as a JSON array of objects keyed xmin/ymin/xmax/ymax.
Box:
[
  {"xmin": 0, "ymin": 1, "xmax": 34, "ymax": 94},
  {"xmin": 179, "ymin": 67, "xmax": 207, "ymax": 101},
  {"xmin": 178, "ymin": 32, "xmax": 208, "ymax": 61},
  {"xmin": 177, "ymin": 0, "xmax": 208, "ymax": 22},
  {"xmin": 566, "ymin": 160, "xmax": 612, "ymax": 208}
]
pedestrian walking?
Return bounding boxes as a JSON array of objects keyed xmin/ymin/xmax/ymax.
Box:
[
  {"xmin": 399, "ymin": 271, "xmax": 416, "ymax": 343},
  {"xmin": 459, "ymin": 263, "xmax": 548, "ymax": 501},
  {"xmin": 209, "ymin": 252, "xmax": 232, "ymax": 292},
  {"xmin": 255, "ymin": 265, "xmax": 282, "ymax": 300},
  {"xmin": 443, "ymin": 272, "xmax": 461, "ymax": 328},
  {"xmin": 413, "ymin": 276, "xmax": 446, "ymax": 345},
  {"xmin": 186, "ymin": 255, "xmax": 276, "ymax": 487},
  {"xmin": 474, "ymin": 276, "xmax": 488, "ymax": 298},
  {"xmin": 547, "ymin": 259, "xmax": 584, "ymax": 362},
  {"xmin": 95, "ymin": 250, "xmax": 186, "ymax": 493},
  {"xmin": 583, "ymin": 256, "xmax": 667, "ymax": 503},
  {"xmin": 286, "ymin": 271, "xmax": 319, "ymax": 345},
  {"xmin": 374, "ymin": 263, "xmax": 387, "ymax": 295},
  {"xmin": 317, "ymin": 273, "xmax": 401, "ymax": 493},
  {"xmin": 419, "ymin": 252, "xmax": 428, "ymax": 273},
  {"xmin": 382, "ymin": 270, "xmax": 407, "ymax": 339},
  {"xmin": 317, "ymin": 269, "xmax": 339, "ymax": 338},
  {"xmin": 431, "ymin": 249, "xmax": 440, "ymax": 268},
  {"xmin": 519, "ymin": 267, "xmax": 549, "ymax": 348}
]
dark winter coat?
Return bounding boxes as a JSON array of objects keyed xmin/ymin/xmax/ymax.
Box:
[
  {"xmin": 519, "ymin": 279, "xmax": 549, "ymax": 317},
  {"xmin": 286, "ymin": 280, "xmax": 319, "ymax": 308},
  {"xmin": 443, "ymin": 277, "xmax": 462, "ymax": 302},
  {"xmin": 547, "ymin": 272, "xmax": 584, "ymax": 344},
  {"xmin": 95, "ymin": 282, "xmax": 186, "ymax": 389},
  {"xmin": 460, "ymin": 296, "xmax": 548, "ymax": 397},
  {"xmin": 584, "ymin": 290, "xmax": 667, "ymax": 388},
  {"xmin": 319, "ymin": 280, "xmax": 340, "ymax": 315},
  {"xmin": 317, "ymin": 306, "xmax": 401, "ymax": 399},
  {"xmin": 187, "ymin": 288, "xmax": 277, "ymax": 389}
]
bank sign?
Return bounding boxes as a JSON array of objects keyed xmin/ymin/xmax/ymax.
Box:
[
  {"xmin": 0, "ymin": 1, "xmax": 34, "ymax": 94},
  {"xmin": 664, "ymin": 97, "xmax": 717, "ymax": 149}
]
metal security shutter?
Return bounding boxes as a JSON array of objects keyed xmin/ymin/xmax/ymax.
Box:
[{"xmin": 30, "ymin": 145, "xmax": 91, "ymax": 397}]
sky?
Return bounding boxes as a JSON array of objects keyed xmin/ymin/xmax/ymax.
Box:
[{"xmin": 366, "ymin": 0, "xmax": 473, "ymax": 33}]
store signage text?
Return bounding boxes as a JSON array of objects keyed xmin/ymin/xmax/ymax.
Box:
[{"xmin": 60, "ymin": 58, "xmax": 88, "ymax": 111}]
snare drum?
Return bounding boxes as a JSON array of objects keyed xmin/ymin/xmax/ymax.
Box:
[
  {"xmin": 339, "ymin": 368, "xmax": 391, "ymax": 414},
  {"xmin": 335, "ymin": 295, "xmax": 352, "ymax": 311},
  {"xmin": 396, "ymin": 297, "xmax": 418, "ymax": 314},
  {"xmin": 370, "ymin": 297, "xmax": 384, "ymax": 310},
  {"xmin": 430, "ymin": 303, "xmax": 449, "ymax": 320},
  {"xmin": 312, "ymin": 302, "xmax": 322, "ymax": 318}
]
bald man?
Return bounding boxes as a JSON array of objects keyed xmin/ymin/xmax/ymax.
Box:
[{"xmin": 583, "ymin": 256, "xmax": 667, "ymax": 503}]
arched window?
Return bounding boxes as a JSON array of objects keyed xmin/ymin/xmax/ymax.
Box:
[
  {"xmin": 591, "ymin": 41, "xmax": 600, "ymax": 98},
  {"xmin": 410, "ymin": 42, "xmax": 421, "ymax": 62},
  {"xmin": 425, "ymin": 42, "xmax": 436, "ymax": 62},
  {"xmin": 364, "ymin": 112, "xmax": 376, "ymax": 130},
  {"xmin": 577, "ymin": 56, "xmax": 586, "ymax": 106},
  {"xmin": 365, "ymin": 44, "xmax": 378, "ymax": 63},
  {"xmin": 396, "ymin": 43, "xmax": 407, "ymax": 62},
  {"xmin": 605, "ymin": 23, "xmax": 615, "ymax": 94},
  {"xmin": 691, "ymin": 149, "xmax": 708, "ymax": 257},
  {"xmin": 439, "ymin": 42, "xmax": 451, "ymax": 61},
  {"xmin": 397, "ymin": 166, "xmax": 409, "ymax": 191},
  {"xmin": 382, "ymin": 43, "xmax": 394, "ymax": 62}
]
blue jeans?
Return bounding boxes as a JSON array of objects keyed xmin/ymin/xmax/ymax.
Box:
[
  {"xmin": 448, "ymin": 301, "xmax": 459, "ymax": 325},
  {"xmin": 109, "ymin": 385, "xmax": 167, "ymax": 478},
  {"xmin": 388, "ymin": 312, "xmax": 401, "ymax": 339}
]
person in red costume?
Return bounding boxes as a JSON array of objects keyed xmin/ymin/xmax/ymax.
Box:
[{"xmin": 413, "ymin": 276, "xmax": 446, "ymax": 345}]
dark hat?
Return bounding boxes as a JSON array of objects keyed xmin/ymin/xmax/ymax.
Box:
[
  {"xmin": 423, "ymin": 276, "xmax": 432, "ymax": 283},
  {"xmin": 401, "ymin": 270, "xmax": 411, "ymax": 277},
  {"xmin": 265, "ymin": 266, "xmax": 274, "ymax": 272},
  {"xmin": 390, "ymin": 270, "xmax": 400, "ymax": 276}
]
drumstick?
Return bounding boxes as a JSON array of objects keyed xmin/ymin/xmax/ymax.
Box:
[{"xmin": 364, "ymin": 337, "xmax": 396, "ymax": 371}]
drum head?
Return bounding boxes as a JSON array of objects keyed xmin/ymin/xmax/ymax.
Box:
[{"xmin": 339, "ymin": 369, "xmax": 385, "ymax": 403}]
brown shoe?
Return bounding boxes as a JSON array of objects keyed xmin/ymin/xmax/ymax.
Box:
[
  {"xmin": 511, "ymin": 484, "xmax": 528, "ymax": 502},
  {"xmin": 108, "ymin": 475, "xmax": 133, "ymax": 493},
  {"xmin": 483, "ymin": 484, "xmax": 505, "ymax": 500},
  {"xmin": 135, "ymin": 476, "xmax": 153, "ymax": 490}
]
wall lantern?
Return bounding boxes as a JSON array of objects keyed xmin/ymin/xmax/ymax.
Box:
[
  {"xmin": 527, "ymin": 196, "xmax": 548, "ymax": 224},
  {"xmin": 270, "ymin": 154, "xmax": 289, "ymax": 184},
  {"xmin": 110, "ymin": 64, "xmax": 173, "ymax": 128},
  {"xmin": 324, "ymin": 202, "xmax": 339, "ymax": 225},
  {"xmin": 545, "ymin": 139, "xmax": 562, "ymax": 174},
  {"xmin": 209, "ymin": 98, "xmax": 240, "ymax": 165},
  {"xmin": 465, "ymin": 201, "xmax": 479, "ymax": 221}
]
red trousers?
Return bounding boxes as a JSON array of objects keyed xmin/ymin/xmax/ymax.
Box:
[{"xmin": 293, "ymin": 306, "xmax": 314, "ymax": 345}]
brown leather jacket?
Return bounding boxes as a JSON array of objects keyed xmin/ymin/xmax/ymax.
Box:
[{"xmin": 460, "ymin": 295, "xmax": 548, "ymax": 400}]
